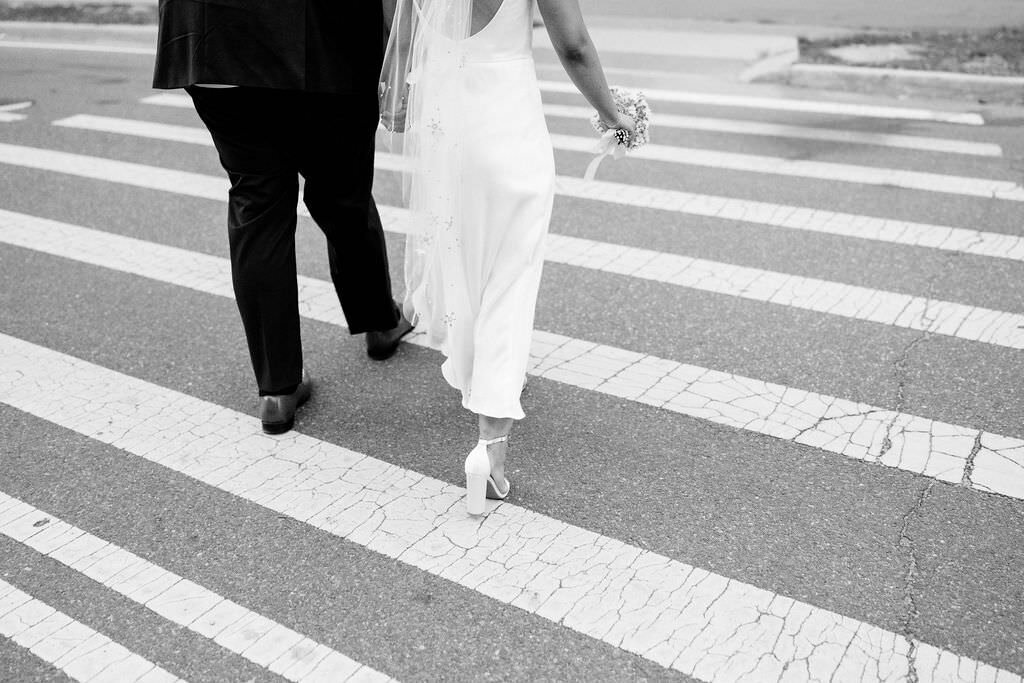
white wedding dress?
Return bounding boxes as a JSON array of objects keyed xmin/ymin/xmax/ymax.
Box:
[{"xmin": 398, "ymin": 0, "xmax": 555, "ymax": 420}]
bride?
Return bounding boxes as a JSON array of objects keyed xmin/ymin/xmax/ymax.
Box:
[{"xmin": 381, "ymin": 0, "xmax": 636, "ymax": 514}]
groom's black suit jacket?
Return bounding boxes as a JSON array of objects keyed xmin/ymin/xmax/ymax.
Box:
[
  {"xmin": 149, "ymin": 1, "xmax": 399, "ymax": 396},
  {"xmin": 152, "ymin": 0, "xmax": 384, "ymax": 93}
]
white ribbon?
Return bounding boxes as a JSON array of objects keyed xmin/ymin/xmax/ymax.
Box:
[{"xmin": 583, "ymin": 129, "xmax": 628, "ymax": 181}]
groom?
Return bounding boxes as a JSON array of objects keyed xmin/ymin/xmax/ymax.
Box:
[{"xmin": 152, "ymin": 0, "xmax": 412, "ymax": 434}]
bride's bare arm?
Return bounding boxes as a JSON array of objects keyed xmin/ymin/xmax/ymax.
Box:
[{"xmin": 536, "ymin": 0, "xmax": 635, "ymax": 133}]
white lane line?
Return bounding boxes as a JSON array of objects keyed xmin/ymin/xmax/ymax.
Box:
[
  {"xmin": 543, "ymin": 103, "xmax": 1003, "ymax": 157},
  {"xmin": 0, "ymin": 101, "xmax": 31, "ymax": 123},
  {"xmin": 2, "ymin": 209, "xmax": 1022, "ymax": 502},
  {"xmin": 0, "ymin": 578, "xmax": 184, "ymax": 683},
  {"xmin": 20, "ymin": 131, "xmax": 1024, "ymax": 351},
  {"xmin": 0, "ymin": 494, "xmax": 392, "ymax": 683},
  {"xmin": 549, "ymin": 133, "xmax": 1024, "ymax": 201},
  {"xmin": 0, "ymin": 40, "xmax": 156, "ymax": 55},
  {"xmin": 54, "ymin": 115, "xmax": 215, "ymax": 146},
  {"xmin": 127, "ymin": 102, "xmax": 1012, "ymax": 200},
  {"xmin": 140, "ymin": 93, "xmax": 193, "ymax": 108},
  {"xmin": 142, "ymin": 85, "xmax": 987, "ymax": 129},
  {"xmin": 0, "ymin": 141, "xmax": 226, "ymax": 201},
  {"xmin": 127, "ymin": 104, "xmax": 1024, "ymax": 262},
  {"xmin": 539, "ymin": 80, "xmax": 987, "ymax": 126},
  {"xmin": 0, "ymin": 101, "xmax": 33, "ymax": 112},
  {"xmin": 542, "ymin": 231, "xmax": 1024, "ymax": 350},
  {"xmin": 0, "ymin": 336, "xmax": 1019, "ymax": 683},
  {"xmin": 138, "ymin": 95, "xmax": 1002, "ymax": 156},
  {"xmin": 552, "ymin": 174, "xmax": 1024, "ymax": 263}
]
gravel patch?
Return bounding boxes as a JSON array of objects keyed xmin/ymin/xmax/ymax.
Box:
[{"xmin": 800, "ymin": 26, "xmax": 1024, "ymax": 76}]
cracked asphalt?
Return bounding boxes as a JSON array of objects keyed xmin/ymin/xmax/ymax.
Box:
[{"xmin": 0, "ymin": 36, "xmax": 1022, "ymax": 682}]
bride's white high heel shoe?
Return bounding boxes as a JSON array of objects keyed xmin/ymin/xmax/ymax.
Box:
[{"xmin": 464, "ymin": 434, "xmax": 511, "ymax": 515}]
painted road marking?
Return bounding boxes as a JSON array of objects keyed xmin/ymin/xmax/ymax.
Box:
[
  {"xmin": 130, "ymin": 103, "xmax": 1024, "ymax": 260},
  {"xmin": 143, "ymin": 86, "xmax": 987, "ymax": 130},
  {"xmin": 0, "ymin": 334, "xmax": 1019, "ymax": 683},
  {"xmin": 0, "ymin": 40, "xmax": 155, "ymax": 55},
  {"xmin": 543, "ymin": 103, "xmax": 1003, "ymax": 157},
  {"xmin": 137, "ymin": 95, "xmax": 1003, "ymax": 157},
  {"xmin": 17, "ymin": 132, "xmax": 1024, "ymax": 351},
  {"xmin": 139, "ymin": 93, "xmax": 194, "ymax": 108},
  {"xmin": 0, "ymin": 101, "xmax": 31, "ymax": 123},
  {"xmin": 0, "ymin": 101, "xmax": 33, "ymax": 112},
  {"xmin": 552, "ymin": 174, "xmax": 1024, "ymax": 263},
  {"xmin": 0, "ymin": 40, "xmax": 991, "ymax": 126},
  {"xmin": 542, "ymin": 231, "xmax": 1024, "ymax": 350},
  {"xmin": 539, "ymin": 80, "xmax": 987, "ymax": 125},
  {"xmin": 55, "ymin": 114, "xmax": 214, "ymax": 146},
  {"xmin": 47, "ymin": 116, "xmax": 1024, "ymax": 264},
  {"xmin": 117, "ymin": 106, "xmax": 1015, "ymax": 200},
  {"xmin": 0, "ymin": 493, "xmax": 392, "ymax": 683},
  {"xmin": 1, "ymin": 209, "xmax": 1021, "ymax": 501},
  {"xmin": 0, "ymin": 578, "xmax": 184, "ymax": 683},
  {"xmin": 549, "ymin": 133, "xmax": 1024, "ymax": 201}
]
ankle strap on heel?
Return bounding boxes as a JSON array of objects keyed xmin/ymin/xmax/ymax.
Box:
[{"xmin": 479, "ymin": 434, "xmax": 509, "ymax": 446}]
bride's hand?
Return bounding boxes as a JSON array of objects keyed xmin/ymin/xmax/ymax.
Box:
[{"xmin": 614, "ymin": 113, "xmax": 636, "ymax": 144}]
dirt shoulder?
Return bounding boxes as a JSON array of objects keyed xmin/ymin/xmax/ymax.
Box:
[{"xmin": 799, "ymin": 26, "xmax": 1024, "ymax": 77}]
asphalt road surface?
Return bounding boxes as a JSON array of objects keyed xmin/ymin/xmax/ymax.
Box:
[
  {"xmin": 581, "ymin": 0, "xmax": 1024, "ymax": 30},
  {"xmin": 1, "ymin": 26, "xmax": 1023, "ymax": 683}
]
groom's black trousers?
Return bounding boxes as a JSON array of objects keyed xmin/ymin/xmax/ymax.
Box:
[{"xmin": 188, "ymin": 86, "xmax": 399, "ymax": 396}]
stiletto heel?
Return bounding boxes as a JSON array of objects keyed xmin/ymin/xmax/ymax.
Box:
[
  {"xmin": 463, "ymin": 435, "xmax": 511, "ymax": 515},
  {"xmin": 465, "ymin": 471, "xmax": 488, "ymax": 515}
]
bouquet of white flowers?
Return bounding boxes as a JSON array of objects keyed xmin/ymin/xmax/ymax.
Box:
[{"xmin": 584, "ymin": 87, "xmax": 651, "ymax": 181}]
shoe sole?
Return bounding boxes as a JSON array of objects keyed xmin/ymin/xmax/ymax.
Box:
[
  {"xmin": 366, "ymin": 346, "xmax": 398, "ymax": 361},
  {"xmin": 259, "ymin": 386, "xmax": 310, "ymax": 435},
  {"xmin": 261, "ymin": 418, "xmax": 295, "ymax": 435}
]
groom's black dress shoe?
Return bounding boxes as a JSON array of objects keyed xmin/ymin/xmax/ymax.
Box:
[
  {"xmin": 366, "ymin": 311, "xmax": 414, "ymax": 361},
  {"xmin": 258, "ymin": 371, "xmax": 312, "ymax": 435}
]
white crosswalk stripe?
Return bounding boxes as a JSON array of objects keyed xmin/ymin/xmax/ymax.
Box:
[
  {"xmin": 140, "ymin": 92, "xmax": 1002, "ymax": 156},
  {"xmin": 14, "ymin": 132, "xmax": 1024, "ymax": 350},
  {"xmin": 542, "ymin": 103, "xmax": 1003, "ymax": 156},
  {"xmin": 550, "ymin": 134, "xmax": 1024, "ymax": 201},
  {"xmin": 553, "ymin": 174, "xmax": 1024, "ymax": 262},
  {"xmin": 538, "ymin": 80, "xmax": 988, "ymax": 125},
  {"xmin": 0, "ymin": 333, "xmax": 1019, "ymax": 683},
  {"xmin": 2, "ymin": 209, "xmax": 1021, "ymax": 500},
  {"xmin": 187, "ymin": 96, "xmax": 1011, "ymax": 156},
  {"xmin": 124, "ymin": 100, "xmax": 1018, "ymax": 200},
  {"xmin": 130, "ymin": 102, "xmax": 1024, "ymax": 262},
  {"xmin": 0, "ymin": 38, "xmax": 990, "ymax": 125},
  {"xmin": 2, "ymin": 48, "xmax": 1022, "ymax": 680},
  {"xmin": 0, "ymin": 578, "xmax": 185, "ymax": 683},
  {"xmin": 0, "ymin": 493, "xmax": 393, "ymax": 682},
  {"xmin": 0, "ymin": 40, "xmax": 156, "ymax": 55},
  {"xmin": 544, "ymin": 231, "xmax": 1024, "ymax": 350}
]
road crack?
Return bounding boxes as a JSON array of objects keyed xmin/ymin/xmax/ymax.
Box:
[{"xmin": 898, "ymin": 480, "xmax": 936, "ymax": 683}]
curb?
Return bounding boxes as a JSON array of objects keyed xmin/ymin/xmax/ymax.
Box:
[{"xmin": 772, "ymin": 63, "xmax": 1024, "ymax": 104}]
